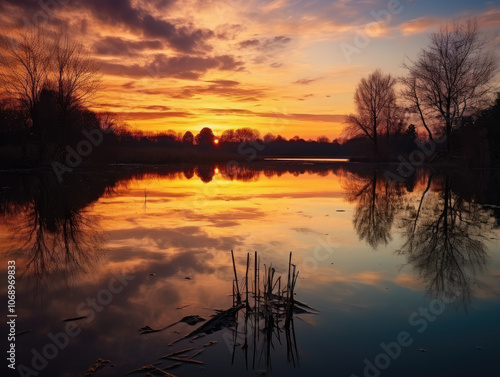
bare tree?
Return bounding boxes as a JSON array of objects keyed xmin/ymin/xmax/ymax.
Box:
[
  {"xmin": 402, "ymin": 18, "xmax": 498, "ymax": 152},
  {"xmin": 0, "ymin": 29, "xmax": 50, "ymax": 133},
  {"xmin": 343, "ymin": 69, "xmax": 397, "ymax": 154},
  {"xmin": 51, "ymin": 32, "xmax": 101, "ymax": 140},
  {"xmin": 0, "ymin": 28, "xmax": 102, "ymax": 159}
]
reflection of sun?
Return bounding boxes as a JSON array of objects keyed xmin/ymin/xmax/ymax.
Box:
[
  {"xmin": 215, "ymin": 168, "xmax": 220, "ymax": 174},
  {"xmin": 214, "ymin": 139, "xmax": 219, "ymax": 145}
]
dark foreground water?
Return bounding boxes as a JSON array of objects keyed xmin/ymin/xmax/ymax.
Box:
[{"xmin": 1, "ymin": 162, "xmax": 499, "ymax": 377}]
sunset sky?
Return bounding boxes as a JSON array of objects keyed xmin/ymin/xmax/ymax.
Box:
[{"xmin": 1, "ymin": 0, "xmax": 499, "ymax": 139}]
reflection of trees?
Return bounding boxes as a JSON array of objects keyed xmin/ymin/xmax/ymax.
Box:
[
  {"xmin": 343, "ymin": 170, "xmax": 403, "ymax": 249},
  {"xmin": 0, "ymin": 174, "xmax": 104, "ymax": 292},
  {"xmin": 195, "ymin": 165, "xmax": 215, "ymax": 183},
  {"xmin": 398, "ymin": 174, "xmax": 493, "ymax": 307}
]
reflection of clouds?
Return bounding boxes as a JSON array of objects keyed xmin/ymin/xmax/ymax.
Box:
[
  {"xmin": 106, "ymin": 226, "xmax": 244, "ymax": 251},
  {"xmin": 214, "ymin": 191, "xmax": 345, "ymax": 201},
  {"xmin": 291, "ymin": 227, "xmax": 324, "ymax": 235},
  {"xmin": 393, "ymin": 273, "xmax": 426, "ymax": 291}
]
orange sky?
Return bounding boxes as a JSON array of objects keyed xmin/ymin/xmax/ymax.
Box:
[{"xmin": 1, "ymin": 0, "xmax": 499, "ymax": 139}]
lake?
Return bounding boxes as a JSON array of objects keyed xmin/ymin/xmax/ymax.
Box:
[{"xmin": 1, "ymin": 162, "xmax": 499, "ymax": 377}]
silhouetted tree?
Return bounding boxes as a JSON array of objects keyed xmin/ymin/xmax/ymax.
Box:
[
  {"xmin": 51, "ymin": 32, "xmax": 101, "ymax": 142},
  {"xmin": 263, "ymin": 133, "xmax": 276, "ymax": 143},
  {"xmin": 402, "ymin": 18, "xmax": 497, "ymax": 152},
  {"xmin": 0, "ymin": 29, "xmax": 50, "ymax": 149},
  {"xmin": 182, "ymin": 130, "xmax": 194, "ymax": 145},
  {"xmin": 195, "ymin": 127, "xmax": 215, "ymax": 147},
  {"xmin": 344, "ymin": 69, "xmax": 397, "ymax": 155}
]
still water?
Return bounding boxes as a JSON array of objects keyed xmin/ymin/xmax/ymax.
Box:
[{"xmin": 1, "ymin": 162, "xmax": 499, "ymax": 377}]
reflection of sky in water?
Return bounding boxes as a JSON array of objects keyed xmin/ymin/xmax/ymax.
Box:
[{"xmin": 0, "ymin": 167, "xmax": 499, "ymax": 376}]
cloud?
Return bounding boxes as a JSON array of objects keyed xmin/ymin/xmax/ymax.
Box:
[
  {"xmin": 202, "ymin": 108, "xmax": 346, "ymax": 123},
  {"xmin": 166, "ymin": 83, "xmax": 267, "ymax": 101},
  {"xmin": 206, "ymin": 79, "xmax": 240, "ymax": 86},
  {"xmin": 399, "ymin": 17, "xmax": 440, "ymax": 36},
  {"xmin": 115, "ymin": 111, "xmax": 193, "ymax": 120},
  {"xmin": 293, "ymin": 77, "xmax": 322, "ymax": 85},
  {"xmin": 215, "ymin": 23, "xmax": 244, "ymax": 39},
  {"xmin": 11, "ymin": 0, "xmax": 213, "ymax": 54},
  {"xmin": 93, "ymin": 37, "xmax": 163, "ymax": 56},
  {"xmin": 238, "ymin": 39, "xmax": 260, "ymax": 49},
  {"xmin": 238, "ymin": 36, "xmax": 292, "ymax": 51},
  {"xmin": 100, "ymin": 54, "xmax": 244, "ymax": 80}
]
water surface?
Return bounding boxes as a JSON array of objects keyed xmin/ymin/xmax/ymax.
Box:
[{"xmin": 1, "ymin": 163, "xmax": 499, "ymax": 377}]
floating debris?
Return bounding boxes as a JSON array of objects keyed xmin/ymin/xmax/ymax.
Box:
[
  {"xmin": 62, "ymin": 316, "xmax": 88, "ymax": 322},
  {"xmin": 203, "ymin": 341, "xmax": 218, "ymax": 347},
  {"xmin": 160, "ymin": 348, "xmax": 196, "ymax": 359},
  {"xmin": 189, "ymin": 349, "xmax": 204, "ymax": 359},
  {"xmin": 169, "ymin": 305, "xmax": 243, "ymax": 345},
  {"xmin": 164, "ymin": 357, "xmax": 204, "ymax": 365},
  {"xmin": 163, "ymin": 363, "xmax": 182, "ymax": 370},
  {"xmin": 129, "ymin": 251, "xmax": 314, "ymax": 376},
  {"xmin": 85, "ymin": 358, "xmax": 110, "ymax": 376},
  {"xmin": 180, "ymin": 315, "xmax": 205, "ymax": 326},
  {"xmin": 140, "ymin": 316, "xmax": 205, "ymax": 334},
  {"xmin": 125, "ymin": 365, "xmax": 177, "ymax": 376},
  {"xmin": 16, "ymin": 329, "xmax": 32, "ymax": 336},
  {"xmin": 190, "ymin": 334, "xmax": 206, "ymax": 340}
]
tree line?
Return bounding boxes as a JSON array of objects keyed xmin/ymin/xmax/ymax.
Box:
[{"xmin": 1, "ymin": 19, "xmax": 499, "ymax": 168}]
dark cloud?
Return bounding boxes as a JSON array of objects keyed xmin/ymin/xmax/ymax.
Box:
[
  {"xmin": 270, "ymin": 62, "xmax": 283, "ymax": 68},
  {"xmin": 262, "ymin": 35, "xmax": 292, "ymax": 50},
  {"xmin": 238, "ymin": 36, "xmax": 292, "ymax": 51},
  {"xmin": 293, "ymin": 77, "xmax": 322, "ymax": 85},
  {"xmin": 169, "ymin": 83, "xmax": 266, "ymax": 101},
  {"xmin": 99, "ymin": 54, "xmax": 244, "ymax": 80},
  {"xmin": 140, "ymin": 15, "xmax": 214, "ymax": 53},
  {"xmin": 238, "ymin": 39, "xmax": 260, "ymax": 49},
  {"xmin": 3, "ymin": 0, "xmax": 215, "ymax": 54},
  {"xmin": 142, "ymin": 105, "xmax": 171, "ymax": 111},
  {"xmin": 206, "ymin": 80, "xmax": 240, "ymax": 86},
  {"xmin": 115, "ymin": 111, "xmax": 193, "ymax": 120},
  {"xmin": 93, "ymin": 37, "xmax": 163, "ymax": 56}
]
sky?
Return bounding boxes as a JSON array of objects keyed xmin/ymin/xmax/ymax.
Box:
[{"xmin": 0, "ymin": 0, "xmax": 499, "ymax": 139}]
